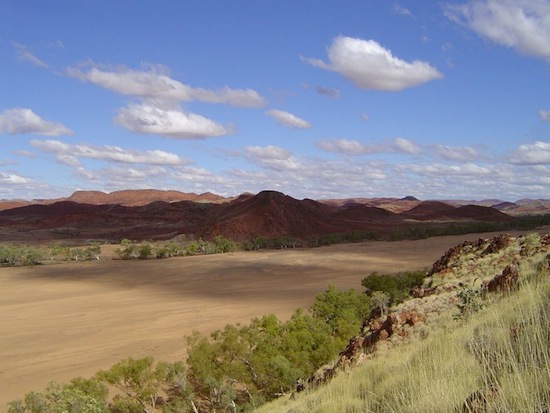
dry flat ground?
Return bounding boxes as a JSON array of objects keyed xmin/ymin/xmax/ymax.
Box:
[{"xmin": 0, "ymin": 231, "xmax": 540, "ymax": 408}]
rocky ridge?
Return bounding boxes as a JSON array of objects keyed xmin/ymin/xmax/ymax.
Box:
[{"xmin": 305, "ymin": 232, "xmax": 550, "ymax": 389}]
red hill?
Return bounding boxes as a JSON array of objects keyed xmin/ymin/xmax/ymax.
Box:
[
  {"xmin": 401, "ymin": 201, "xmax": 456, "ymax": 219},
  {"xmin": 199, "ymin": 190, "xmax": 340, "ymax": 240}
]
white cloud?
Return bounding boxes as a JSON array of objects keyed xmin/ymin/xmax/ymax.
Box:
[
  {"xmin": 265, "ymin": 109, "xmax": 312, "ymax": 129},
  {"xmin": 509, "ymin": 140, "xmax": 550, "ymax": 164},
  {"xmin": 405, "ymin": 162, "xmax": 491, "ymax": 176},
  {"xmin": 316, "ymin": 139, "xmax": 376, "ymax": 156},
  {"xmin": 393, "ymin": 137, "xmax": 421, "ymax": 154},
  {"xmin": 30, "ymin": 139, "xmax": 183, "ymax": 165},
  {"xmin": 71, "ymin": 164, "xmax": 173, "ymax": 188},
  {"xmin": 13, "ymin": 43, "xmax": 49, "ymax": 68},
  {"xmin": 114, "ymin": 104, "xmax": 233, "ymax": 139},
  {"xmin": 539, "ymin": 109, "xmax": 550, "ymax": 121},
  {"xmin": 0, "ymin": 108, "xmax": 73, "ymax": 136},
  {"xmin": 360, "ymin": 113, "xmax": 370, "ymax": 122},
  {"xmin": 67, "ymin": 63, "xmax": 266, "ymax": 108},
  {"xmin": 244, "ymin": 145, "xmax": 291, "ymax": 160},
  {"xmin": 435, "ymin": 145, "xmax": 478, "ymax": 161},
  {"xmin": 304, "ymin": 36, "xmax": 443, "ymax": 92},
  {"xmin": 316, "ymin": 138, "xmax": 421, "ymax": 155},
  {"xmin": 445, "ymin": 0, "xmax": 550, "ymax": 61},
  {"xmin": 0, "ymin": 171, "xmax": 31, "ymax": 185},
  {"xmin": 243, "ymin": 145, "xmax": 302, "ymax": 170}
]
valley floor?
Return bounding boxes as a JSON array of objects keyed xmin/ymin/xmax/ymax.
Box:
[{"xmin": 0, "ymin": 230, "xmax": 545, "ymax": 409}]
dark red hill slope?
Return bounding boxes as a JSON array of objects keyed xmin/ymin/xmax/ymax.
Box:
[
  {"xmin": 400, "ymin": 201, "xmax": 456, "ymax": 219},
  {"xmin": 0, "ymin": 190, "xmax": 516, "ymax": 243},
  {"xmin": 401, "ymin": 201, "xmax": 514, "ymax": 222},
  {"xmin": 198, "ymin": 190, "xmax": 340, "ymax": 240}
]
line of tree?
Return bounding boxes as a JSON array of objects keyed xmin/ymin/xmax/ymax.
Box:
[
  {"xmin": 114, "ymin": 236, "xmax": 237, "ymax": 260},
  {"xmin": 389, "ymin": 214, "xmax": 550, "ymax": 241},
  {"xmin": 0, "ymin": 243, "xmax": 101, "ymax": 266}
]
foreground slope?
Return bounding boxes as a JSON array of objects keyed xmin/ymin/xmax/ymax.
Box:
[{"xmin": 259, "ymin": 231, "xmax": 550, "ymax": 412}]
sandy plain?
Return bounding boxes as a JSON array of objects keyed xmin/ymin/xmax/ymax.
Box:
[{"xmin": 0, "ymin": 230, "xmax": 542, "ymax": 408}]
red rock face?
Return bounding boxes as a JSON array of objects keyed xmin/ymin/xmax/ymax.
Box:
[{"xmin": 482, "ymin": 262, "xmax": 520, "ymax": 293}]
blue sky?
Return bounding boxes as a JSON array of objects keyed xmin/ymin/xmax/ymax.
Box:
[{"xmin": 1, "ymin": 1, "xmax": 549, "ymax": 201}]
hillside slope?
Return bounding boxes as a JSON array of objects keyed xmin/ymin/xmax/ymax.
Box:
[{"xmin": 258, "ymin": 232, "xmax": 550, "ymax": 412}]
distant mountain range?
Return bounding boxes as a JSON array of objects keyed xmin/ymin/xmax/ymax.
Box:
[{"xmin": 2, "ymin": 189, "xmax": 545, "ymax": 243}]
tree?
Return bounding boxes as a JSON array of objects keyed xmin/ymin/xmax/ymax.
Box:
[
  {"xmin": 213, "ymin": 235, "xmax": 236, "ymax": 253},
  {"xmin": 138, "ymin": 244, "xmax": 153, "ymax": 259},
  {"xmin": 281, "ymin": 309, "xmax": 339, "ymax": 374},
  {"xmin": 186, "ymin": 326, "xmax": 248, "ymax": 411},
  {"xmin": 361, "ymin": 270, "xmax": 425, "ymax": 305},
  {"xmin": 370, "ymin": 291, "xmax": 390, "ymax": 317},
  {"xmin": 95, "ymin": 357, "xmax": 183, "ymax": 413},
  {"xmin": 7, "ymin": 381, "xmax": 108, "ymax": 413},
  {"xmin": 115, "ymin": 239, "xmax": 138, "ymax": 260},
  {"xmin": 310, "ymin": 285, "xmax": 371, "ymax": 340}
]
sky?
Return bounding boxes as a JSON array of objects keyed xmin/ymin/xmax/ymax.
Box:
[{"xmin": 1, "ymin": 1, "xmax": 550, "ymax": 202}]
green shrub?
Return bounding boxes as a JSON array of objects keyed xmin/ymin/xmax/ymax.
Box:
[
  {"xmin": 361, "ymin": 270, "xmax": 426, "ymax": 305},
  {"xmin": 7, "ymin": 381, "xmax": 108, "ymax": 413},
  {"xmin": 138, "ymin": 243, "xmax": 152, "ymax": 259}
]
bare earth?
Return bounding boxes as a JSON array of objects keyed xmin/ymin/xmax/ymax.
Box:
[{"xmin": 0, "ymin": 231, "xmax": 540, "ymax": 408}]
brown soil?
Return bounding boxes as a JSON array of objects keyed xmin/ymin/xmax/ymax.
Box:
[{"xmin": 0, "ymin": 230, "xmax": 541, "ymax": 408}]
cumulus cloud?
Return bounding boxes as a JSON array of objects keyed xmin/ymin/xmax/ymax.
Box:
[
  {"xmin": 265, "ymin": 109, "xmax": 312, "ymax": 129},
  {"xmin": 405, "ymin": 162, "xmax": 491, "ymax": 176},
  {"xmin": 243, "ymin": 145, "xmax": 302, "ymax": 170},
  {"xmin": 13, "ymin": 43, "xmax": 48, "ymax": 68},
  {"xmin": 436, "ymin": 145, "xmax": 478, "ymax": 161},
  {"xmin": 0, "ymin": 171, "xmax": 31, "ymax": 185},
  {"xmin": 393, "ymin": 137, "xmax": 421, "ymax": 154},
  {"xmin": 445, "ymin": 0, "xmax": 550, "ymax": 61},
  {"xmin": 316, "ymin": 138, "xmax": 421, "ymax": 156},
  {"xmin": 244, "ymin": 145, "xmax": 291, "ymax": 160},
  {"xmin": 70, "ymin": 164, "xmax": 178, "ymax": 189},
  {"xmin": 114, "ymin": 104, "xmax": 232, "ymax": 139},
  {"xmin": 539, "ymin": 109, "xmax": 550, "ymax": 121},
  {"xmin": 67, "ymin": 63, "xmax": 266, "ymax": 108},
  {"xmin": 30, "ymin": 139, "xmax": 183, "ymax": 165},
  {"xmin": 0, "ymin": 108, "xmax": 73, "ymax": 136},
  {"xmin": 316, "ymin": 139, "xmax": 376, "ymax": 156},
  {"xmin": 303, "ymin": 36, "xmax": 443, "ymax": 91},
  {"xmin": 509, "ymin": 141, "xmax": 550, "ymax": 164}
]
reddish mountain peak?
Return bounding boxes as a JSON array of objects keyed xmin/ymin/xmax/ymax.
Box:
[
  {"xmin": 201, "ymin": 190, "xmax": 338, "ymax": 240},
  {"xmin": 67, "ymin": 191, "xmax": 110, "ymax": 204},
  {"xmin": 335, "ymin": 203, "xmax": 396, "ymax": 221},
  {"xmin": 401, "ymin": 201, "xmax": 455, "ymax": 218},
  {"xmin": 231, "ymin": 193, "xmax": 255, "ymax": 204},
  {"xmin": 452, "ymin": 205, "xmax": 515, "ymax": 222},
  {"xmin": 64, "ymin": 189, "xmax": 229, "ymax": 206}
]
